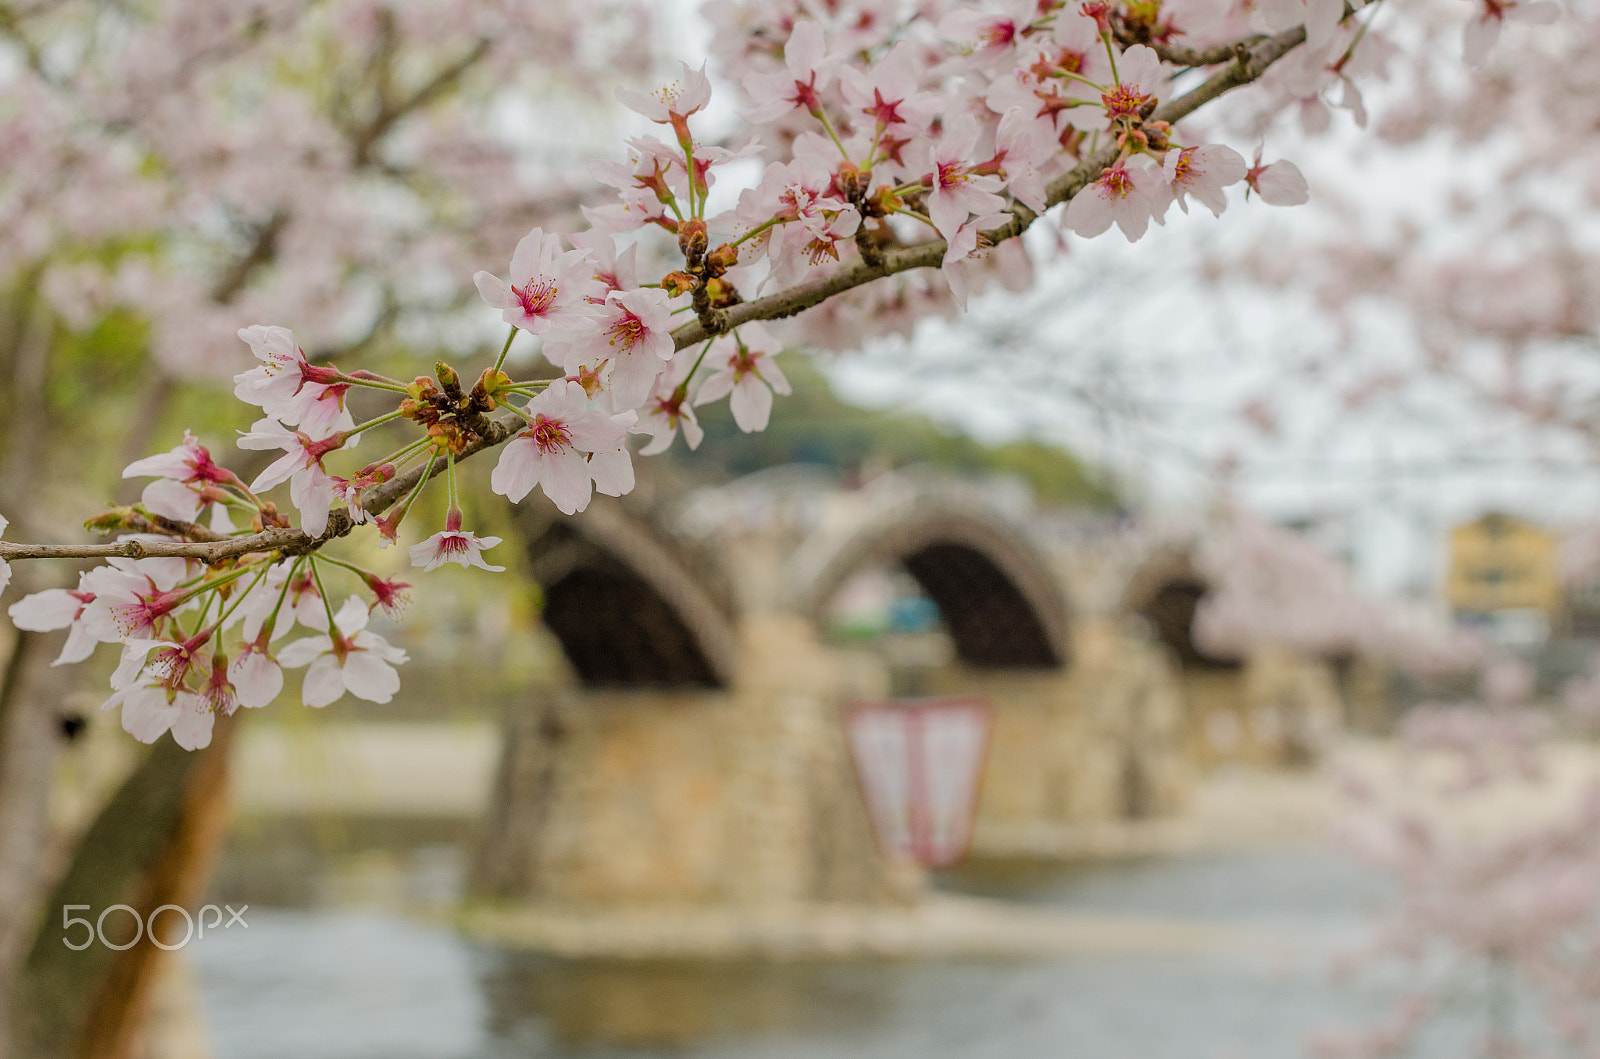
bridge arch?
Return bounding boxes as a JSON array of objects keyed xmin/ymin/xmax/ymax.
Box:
[
  {"xmin": 512, "ymin": 497, "xmax": 739, "ymax": 688},
  {"xmin": 1118, "ymin": 546, "xmax": 1241, "ymax": 671},
  {"xmin": 790, "ymin": 475, "xmax": 1071, "ymax": 670}
]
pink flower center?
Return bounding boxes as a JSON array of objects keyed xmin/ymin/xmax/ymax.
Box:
[
  {"xmin": 205, "ymin": 658, "xmax": 235, "ymax": 714},
  {"xmin": 1170, "ymin": 150, "xmax": 1197, "ymax": 186},
  {"xmin": 791, "ymin": 78, "xmax": 821, "ymax": 113},
  {"xmin": 607, "ymin": 312, "xmax": 648, "ymax": 351},
  {"xmin": 936, "ymin": 161, "xmax": 970, "ymax": 191},
  {"xmin": 867, "ymin": 90, "xmax": 905, "ymax": 127},
  {"xmin": 513, "ymin": 280, "xmax": 560, "ymax": 318},
  {"xmin": 529, "ymin": 415, "xmax": 572, "ymax": 454},
  {"xmin": 654, "ymin": 82, "xmax": 683, "ymax": 110},
  {"xmin": 367, "ymin": 577, "xmax": 411, "ymax": 617},
  {"xmin": 1098, "ymin": 166, "xmax": 1134, "ymax": 200},
  {"xmin": 980, "ymin": 20, "xmax": 1017, "ymax": 48},
  {"xmin": 1100, "ymin": 84, "xmax": 1152, "ymax": 120},
  {"xmin": 111, "ymin": 589, "xmax": 183, "ymax": 638},
  {"xmin": 436, "ymin": 532, "xmax": 473, "ymax": 556},
  {"xmin": 805, "ymin": 237, "xmax": 841, "ymax": 265},
  {"xmin": 781, "ymin": 185, "xmax": 822, "ymax": 219}
]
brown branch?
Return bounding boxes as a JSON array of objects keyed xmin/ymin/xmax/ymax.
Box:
[
  {"xmin": 1151, "ymin": 39, "xmax": 1260, "ymax": 67},
  {"xmin": 350, "ymin": 37, "xmax": 492, "ymax": 166},
  {"xmin": 0, "ymin": 22, "xmax": 1309, "ymax": 569},
  {"xmin": 209, "ymin": 210, "xmax": 287, "ymax": 306},
  {"xmin": 1110, "ymin": 27, "xmax": 1266, "ymax": 68}
]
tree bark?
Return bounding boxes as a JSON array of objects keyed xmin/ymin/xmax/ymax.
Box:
[
  {"xmin": 0, "ymin": 624, "xmax": 72, "ymax": 1059},
  {"xmin": 12, "ymin": 714, "xmax": 236, "ymax": 1059}
]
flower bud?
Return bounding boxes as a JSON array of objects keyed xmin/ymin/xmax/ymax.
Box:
[
  {"xmin": 434, "ymin": 360, "xmax": 461, "ymax": 393},
  {"xmin": 661, "ymin": 270, "xmax": 697, "ymax": 297},
  {"xmin": 704, "ymin": 277, "xmax": 742, "ymax": 309},
  {"xmin": 706, "ymin": 243, "xmax": 740, "ymax": 274},
  {"xmin": 568, "ymin": 364, "xmax": 607, "ymax": 400},
  {"xmin": 867, "ymin": 186, "xmax": 902, "ymax": 218},
  {"xmin": 84, "ymin": 507, "xmax": 142, "ymax": 535},
  {"xmin": 836, "ymin": 161, "xmax": 871, "ymax": 201},
  {"xmin": 254, "ymin": 502, "xmax": 291, "ymax": 530},
  {"xmin": 678, "ymin": 218, "xmax": 708, "ymax": 262}
]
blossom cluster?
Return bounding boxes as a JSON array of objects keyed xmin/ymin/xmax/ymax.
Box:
[
  {"xmin": 0, "ymin": 0, "xmax": 1515, "ymax": 748},
  {"xmin": 1324, "ymin": 693, "xmax": 1600, "ymax": 1055}
]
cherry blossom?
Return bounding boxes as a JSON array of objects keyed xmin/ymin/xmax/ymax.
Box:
[
  {"xmin": 7, "ymin": 577, "xmax": 98, "ymax": 666},
  {"xmin": 1099, "ymin": 45, "xmax": 1167, "ymax": 122},
  {"xmin": 1244, "ymin": 155, "xmax": 1311, "ymax": 206},
  {"xmin": 409, "ymin": 511, "xmax": 506, "ymax": 573},
  {"xmin": 238, "ymin": 419, "xmax": 345, "ymax": 537},
  {"xmin": 490, "ymin": 380, "xmax": 635, "ymax": 515},
  {"xmin": 80, "ymin": 558, "xmax": 190, "ymax": 644},
  {"xmin": 104, "ymin": 676, "xmax": 215, "ymax": 750},
  {"xmin": 121, "ymin": 432, "xmax": 242, "ymax": 524},
  {"xmin": 1165, "ymin": 145, "xmax": 1248, "ymax": 217},
  {"xmin": 361, "ymin": 574, "xmax": 413, "ymax": 621},
  {"xmin": 730, "ymin": 156, "xmax": 862, "ymax": 286},
  {"xmin": 1463, "ymin": 0, "xmax": 1560, "ymax": 65},
  {"xmin": 276, "ymin": 596, "xmax": 408, "ymax": 708},
  {"xmin": 0, "ymin": 0, "xmax": 1483, "ymax": 748},
  {"xmin": 922, "ymin": 116, "xmax": 1009, "ymax": 254},
  {"xmin": 695, "ymin": 324, "xmax": 792, "ymax": 434},
  {"xmin": 567, "ymin": 231, "xmax": 638, "ymax": 303},
  {"xmin": 473, "ymin": 228, "xmax": 599, "ymax": 337},
  {"xmin": 229, "ymin": 635, "xmax": 285, "ymax": 709},
  {"xmin": 940, "ymin": 0, "xmax": 1040, "ymax": 61},
  {"xmin": 838, "ymin": 42, "xmax": 940, "ymax": 147},
  {"xmin": 617, "ymin": 62, "xmax": 713, "ymax": 140},
  {"xmin": 552, "ymin": 288, "xmax": 675, "ymax": 410},
  {"xmin": 637, "ymin": 348, "xmax": 707, "ymax": 456},
  {"xmin": 238, "ymin": 561, "xmax": 325, "ymax": 642},
  {"xmin": 1063, "ymin": 158, "xmax": 1166, "ymax": 241},
  {"xmin": 234, "ymin": 326, "xmax": 355, "ymax": 438},
  {"xmin": 1254, "ymin": 0, "xmax": 1349, "ymax": 53},
  {"xmin": 741, "ymin": 20, "xmax": 836, "ymax": 123}
]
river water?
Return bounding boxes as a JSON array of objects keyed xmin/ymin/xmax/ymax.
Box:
[{"xmin": 190, "ymin": 830, "xmax": 1532, "ymax": 1058}]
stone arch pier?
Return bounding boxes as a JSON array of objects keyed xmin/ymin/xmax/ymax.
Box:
[
  {"xmin": 785, "ymin": 473, "xmax": 1189, "ymax": 856},
  {"xmin": 472, "ymin": 494, "xmax": 898, "ymax": 908},
  {"xmin": 1119, "ymin": 548, "xmax": 1342, "ymax": 770}
]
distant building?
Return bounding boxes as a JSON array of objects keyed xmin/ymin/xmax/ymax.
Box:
[{"xmin": 1446, "ymin": 513, "xmax": 1561, "ymax": 645}]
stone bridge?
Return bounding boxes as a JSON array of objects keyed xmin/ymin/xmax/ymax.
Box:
[{"xmin": 472, "ymin": 467, "xmax": 1344, "ymax": 912}]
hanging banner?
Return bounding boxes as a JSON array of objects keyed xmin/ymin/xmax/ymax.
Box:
[{"xmin": 844, "ymin": 697, "xmax": 993, "ymax": 869}]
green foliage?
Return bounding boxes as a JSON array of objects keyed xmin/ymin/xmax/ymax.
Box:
[
  {"xmin": 47, "ymin": 307, "xmax": 151, "ymax": 414},
  {"xmin": 672, "ymin": 355, "xmax": 1116, "ymax": 508}
]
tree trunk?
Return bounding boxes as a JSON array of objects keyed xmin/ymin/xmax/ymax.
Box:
[
  {"xmin": 0, "ymin": 625, "xmax": 72, "ymax": 1059},
  {"xmin": 12, "ymin": 713, "xmax": 236, "ymax": 1059}
]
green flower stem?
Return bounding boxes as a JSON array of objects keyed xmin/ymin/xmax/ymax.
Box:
[
  {"xmin": 732, "ymin": 216, "xmax": 786, "ymax": 248},
  {"xmin": 258, "ymin": 557, "xmax": 303, "ymax": 640},
  {"xmin": 202, "ymin": 563, "xmax": 271, "ymax": 639},
  {"xmin": 341, "ymin": 408, "xmax": 405, "ymax": 440},
  {"xmin": 491, "ymin": 327, "xmax": 518, "ymax": 376},
  {"xmin": 309, "ymin": 556, "xmax": 341, "ymax": 637}
]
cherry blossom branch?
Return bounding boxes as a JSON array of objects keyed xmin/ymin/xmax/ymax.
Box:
[
  {"xmin": 1145, "ymin": 38, "xmax": 1260, "ymax": 67},
  {"xmin": 0, "ymin": 20, "xmax": 1310, "ymax": 570},
  {"xmin": 670, "ymin": 20, "xmax": 1310, "ymax": 346}
]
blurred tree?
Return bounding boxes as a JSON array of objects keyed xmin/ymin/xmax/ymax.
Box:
[{"xmin": 677, "ymin": 357, "xmax": 1116, "ymax": 508}]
